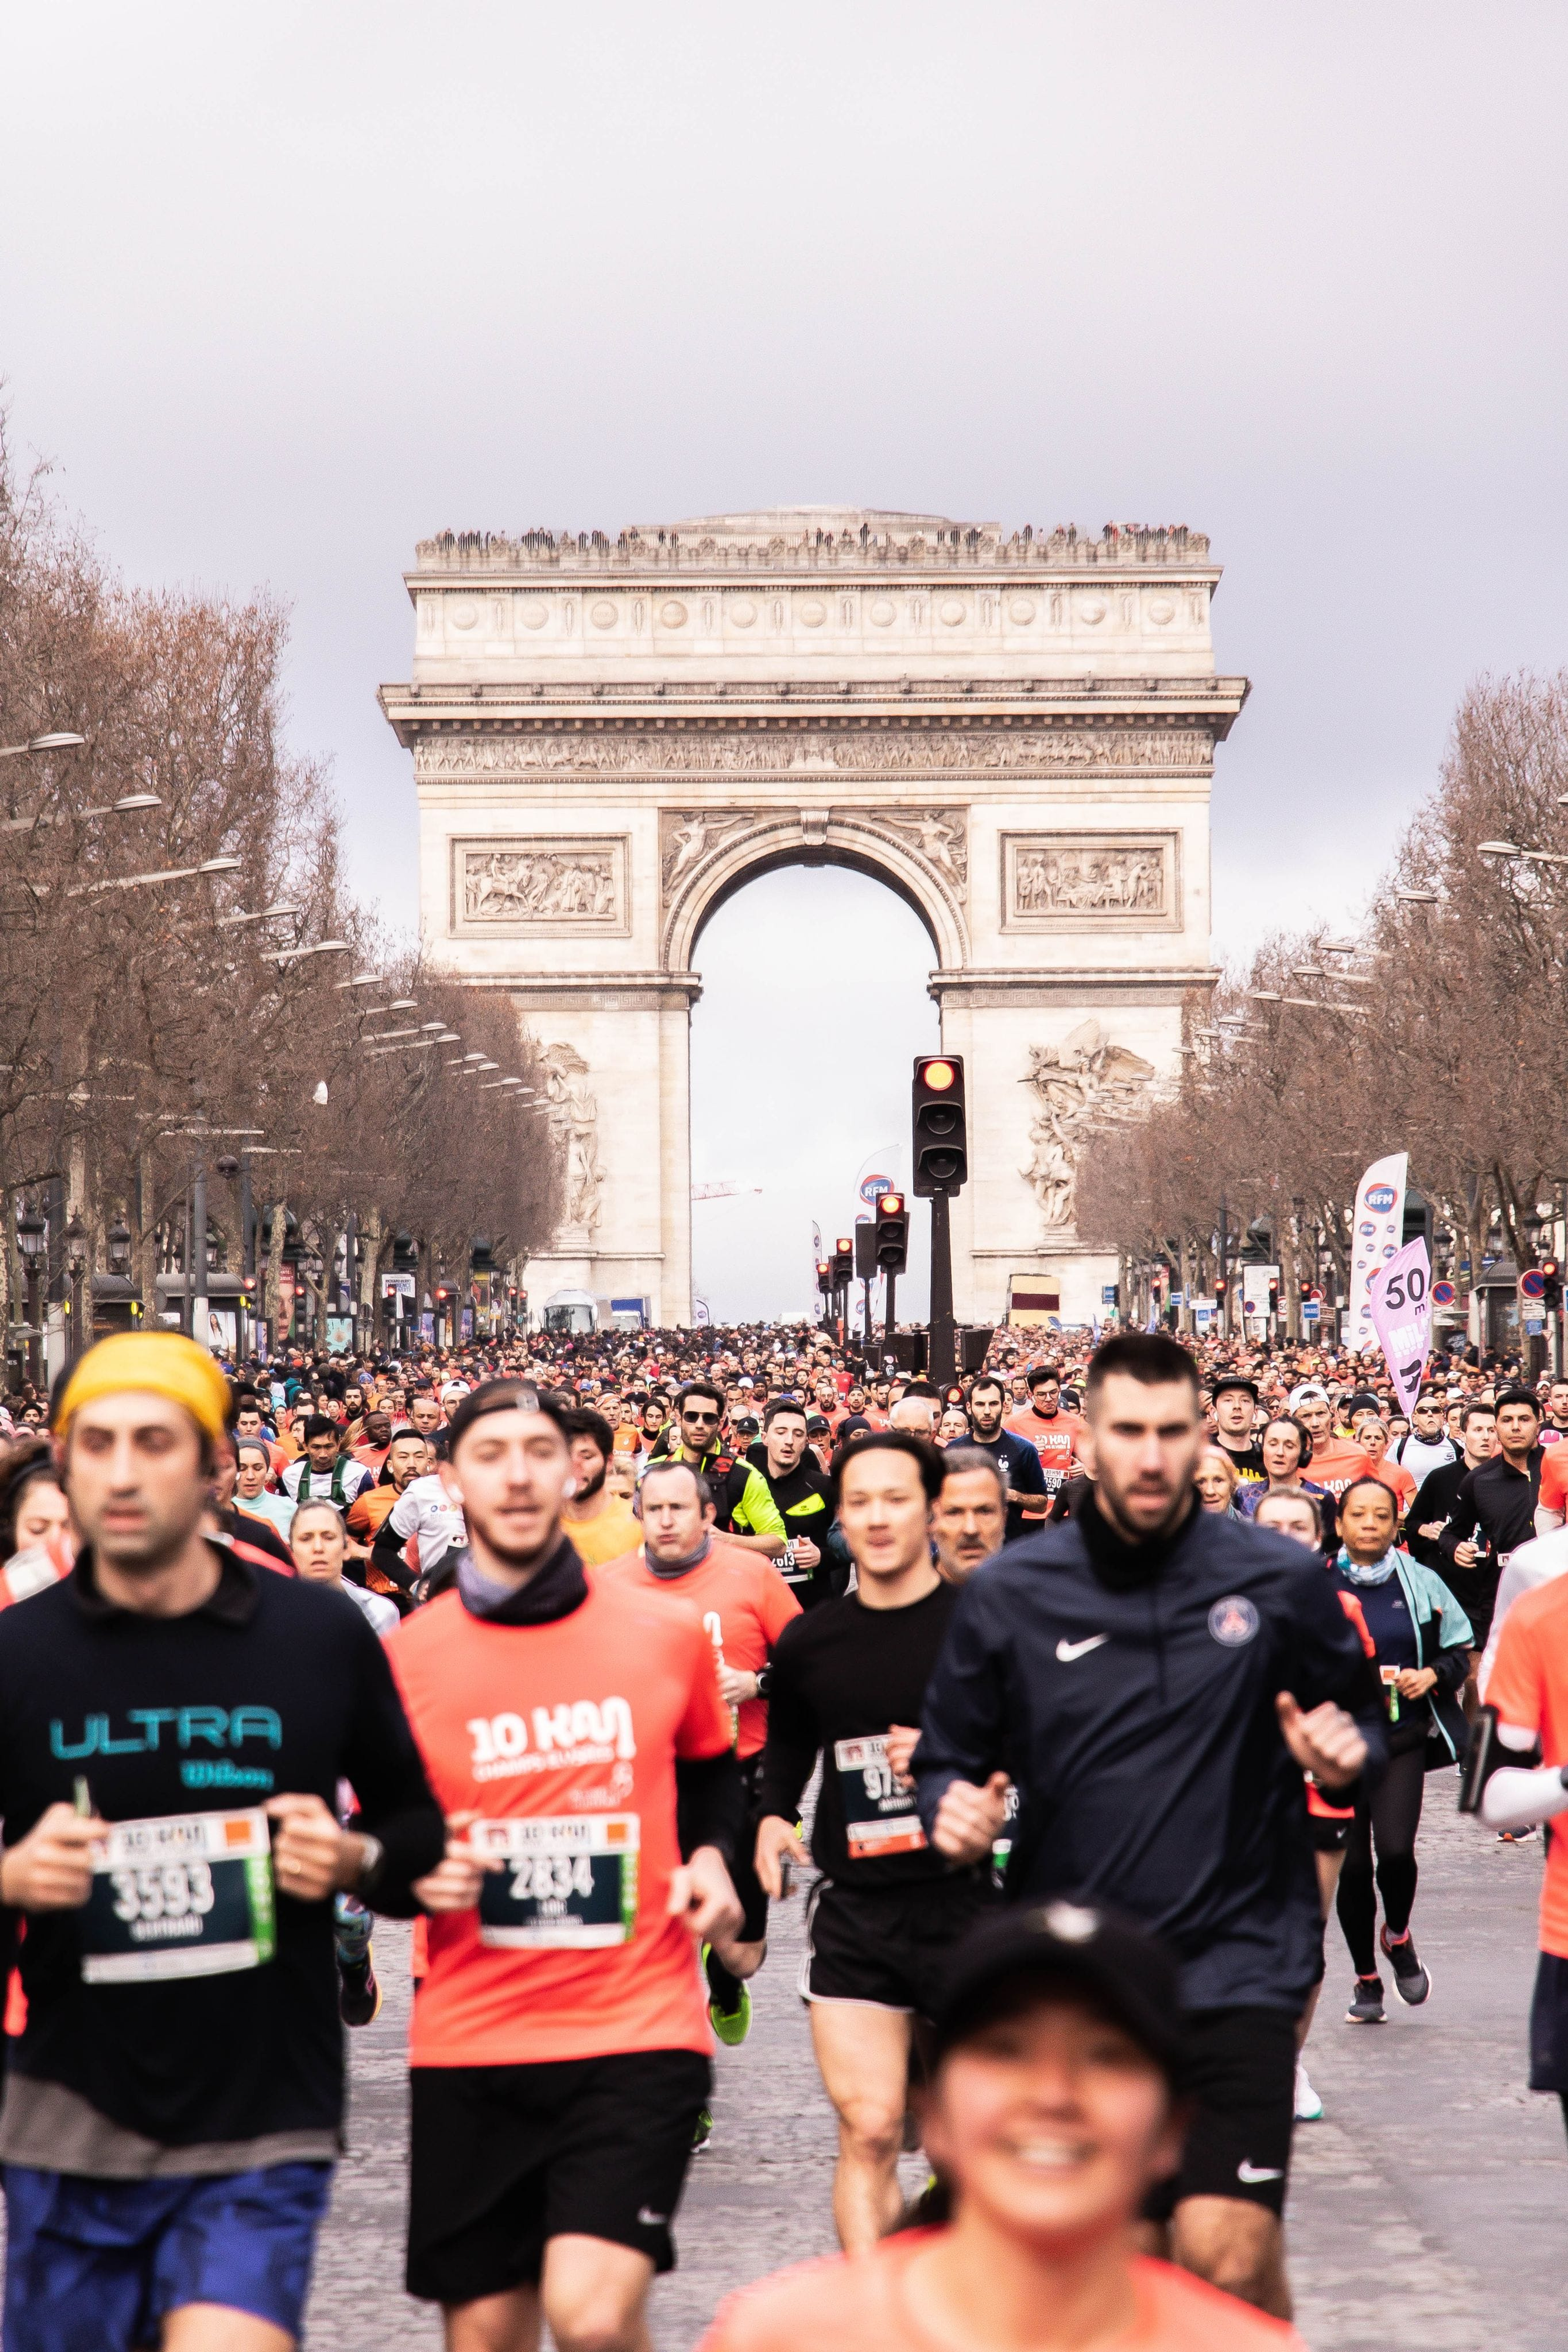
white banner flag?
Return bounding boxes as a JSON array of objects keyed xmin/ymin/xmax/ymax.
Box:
[
  {"xmin": 1368, "ymin": 1239, "xmax": 1433, "ymax": 1416},
  {"xmin": 1347, "ymin": 1152, "xmax": 1408, "ymax": 1355}
]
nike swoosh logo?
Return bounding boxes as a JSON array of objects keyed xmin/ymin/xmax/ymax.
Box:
[
  {"xmin": 1236, "ymin": 2161, "xmax": 1284, "ymax": 2183},
  {"xmin": 637, "ymin": 2207, "xmax": 668, "ymax": 2226},
  {"xmin": 1056, "ymin": 1634, "xmax": 1109, "ymax": 1662}
]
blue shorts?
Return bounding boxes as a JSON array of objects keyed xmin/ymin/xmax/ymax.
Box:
[{"xmin": 1, "ymin": 2160, "xmax": 334, "ymax": 2350}]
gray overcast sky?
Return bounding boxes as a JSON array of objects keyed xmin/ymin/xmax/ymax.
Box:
[{"xmin": 5, "ymin": 5, "xmax": 1566, "ymax": 1318}]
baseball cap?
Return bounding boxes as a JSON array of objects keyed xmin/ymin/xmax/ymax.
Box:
[
  {"xmin": 1287, "ymin": 1382, "xmax": 1331, "ymax": 1412},
  {"xmin": 1209, "ymin": 1373, "xmax": 1258, "ymax": 1404},
  {"xmin": 931, "ymin": 1900, "xmax": 1183, "ymax": 2081}
]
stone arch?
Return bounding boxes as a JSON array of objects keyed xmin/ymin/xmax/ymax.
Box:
[{"xmin": 661, "ymin": 812, "xmax": 969, "ymax": 975}]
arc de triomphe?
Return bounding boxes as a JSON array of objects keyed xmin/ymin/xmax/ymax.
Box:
[{"xmin": 379, "ymin": 509, "xmax": 1247, "ymax": 1329}]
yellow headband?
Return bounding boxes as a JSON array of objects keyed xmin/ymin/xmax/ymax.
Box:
[{"xmin": 54, "ymin": 1332, "xmax": 231, "ymax": 1447}]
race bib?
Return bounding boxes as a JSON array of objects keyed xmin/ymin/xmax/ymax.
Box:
[
  {"xmin": 474, "ymin": 1813, "xmax": 640, "ymax": 1949},
  {"xmin": 833, "ymin": 1736, "xmax": 928, "ymax": 1860},
  {"xmin": 82, "ymin": 1808, "xmax": 275, "ymax": 1984}
]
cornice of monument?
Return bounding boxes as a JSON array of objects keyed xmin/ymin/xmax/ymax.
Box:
[{"xmin": 405, "ymin": 512, "xmax": 1218, "ymax": 585}]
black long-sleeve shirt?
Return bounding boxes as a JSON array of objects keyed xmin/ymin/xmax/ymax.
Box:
[
  {"xmin": 758, "ymin": 1580, "xmax": 962, "ymax": 1885},
  {"xmin": 0, "ymin": 1543, "xmax": 444, "ymax": 2177},
  {"xmin": 914, "ymin": 1494, "xmax": 1388, "ymax": 2011}
]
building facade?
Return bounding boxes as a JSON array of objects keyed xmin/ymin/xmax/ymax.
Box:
[{"xmin": 380, "ymin": 508, "xmax": 1247, "ymax": 1328}]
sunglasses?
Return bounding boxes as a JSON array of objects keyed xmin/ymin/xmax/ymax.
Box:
[{"xmin": 682, "ymin": 1410, "xmax": 721, "ymax": 1426}]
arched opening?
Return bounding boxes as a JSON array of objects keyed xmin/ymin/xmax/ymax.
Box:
[{"xmin": 688, "ymin": 864, "xmax": 940, "ymax": 1323}]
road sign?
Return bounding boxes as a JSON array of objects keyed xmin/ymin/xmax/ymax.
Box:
[
  {"xmin": 1527, "ymin": 1318, "xmax": 1547, "ymax": 1335},
  {"xmin": 1431, "ymin": 1279, "xmax": 1457, "ymax": 1307},
  {"xmin": 1520, "ymin": 1269, "xmax": 1548, "ymax": 1302},
  {"xmin": 1302, "ymin": 1300, "xmax": 1321, "ymax": 1322}
]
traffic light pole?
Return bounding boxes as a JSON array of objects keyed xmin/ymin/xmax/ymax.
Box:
[
  {"xmin": 929, "ymin": 1189, "xmax": 956, "ymax": 1390},
  {"xmin": 884, "ymin": 1269, "xmax": 896, "ymax": 1364}
]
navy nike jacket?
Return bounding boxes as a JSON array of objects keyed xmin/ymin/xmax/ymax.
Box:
[{"xmin": 914, "ymin": 1503, "xmax": 1388, "ymax": 2011}]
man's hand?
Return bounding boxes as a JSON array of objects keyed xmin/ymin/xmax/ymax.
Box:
[
  {"xmin": 1276, "ymin": 1692, "xmax": 1368, "ymax": 1793},
  {"xmin": 754, "ymin": 1812, "xmax": 809, "ymax": 1899},
  {"xmin": 0, "ymin": 1803, "xmax": 100, "ymax": 1910},
  {"xmin": 413, "ymin": 1811, "xmax": 503, "ymax": 1913},
  {"xmin": 667, "ymin": 1845, "xmax": 742, "ymax": 1944},
  {"xmin": 791, "ymin": 1536, "xmax": 821, "ymax": 1571},
  {"xmin": 884, "ymin": 1723, "xmax": 922, "ymax": 1786},
  {"xmin": 1394, "ymin": 1665, "xmax": 1438, "ymax": 1700},
  {"xmin": 931, "ymin": 1772, "xmax": 1011, "ymax": 1865},
  {"xmin": 1418, "ymin": 1520, "xmax": 1446, "ymax": 1541},
  {"xmin": 1453, "ymin": 1539, "xmax": 1480, "ymax": 1569},
  {"xmin": 717, "ymin": 1663, "xmax": 759, "ymax": 1709},
  {"xmin": 266, "ymin": 1794, "xmax": 368, "ymax": 1902}
]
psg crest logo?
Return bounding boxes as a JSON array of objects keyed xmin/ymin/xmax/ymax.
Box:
[{"xmin": 1208, "ymin": 1595, "xmax": 1261, "ymax": 1648}]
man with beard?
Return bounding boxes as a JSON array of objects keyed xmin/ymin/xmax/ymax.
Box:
[
  {"xmin": 388, "ymin": 1381, "xmax": 742, "ymax": 2351},
  {"xmin": 560, "ymin": 1408, "xmax": 640, "ymax": 1569},
  {"xmin": 915, "ymin": 1334, "xmax": 1385, "ymax": 2320},
  {"xmin": 964, "ymin": 1376, "xmax": 1048, "ymax": 1545}
]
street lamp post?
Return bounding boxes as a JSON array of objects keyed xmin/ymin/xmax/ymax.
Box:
[
  {"xmin": 65, "ymin": 1213, "xmax": 88, "ymax": 1366},
  {"xmin": 15, "ymin": 1208, "xmax": 45, "ymax": 1388}
]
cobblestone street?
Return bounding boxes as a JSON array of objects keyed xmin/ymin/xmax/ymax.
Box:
[{"xmin": 306, "ymin": 1789, "xmax": 1566, "ymax": 2349}]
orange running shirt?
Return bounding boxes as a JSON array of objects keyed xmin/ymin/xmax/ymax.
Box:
[
  {"xmin": 1479, "ymin": 1572, "xmax": 1568, "ymax": 1958},
  {"xmin": 1539, "ymin": 1446, "xmax": 1568, "ymax": 1519},
  {"xmin": 1004, "ymin": 1408, "xmax": 1087, "ymax": 1494},
  {"xmin": 388, "ymin": 1578, "xmax": 732, "ymax": 2065},
  {"xmin": 1371, "ymin": 1457, "xmax": 1417, "ymax": 1516},
  {"xmin": 597, "ymin": 1539, "xmax": 802, "ymax": 1757},
  {"xmin": 1302, "ymin": 1441, "xmax": 1377, "ymax": 1503},
  {"xmin": 698, "ymin": 2235, "xmax": 1303, "ymax": 2352}
]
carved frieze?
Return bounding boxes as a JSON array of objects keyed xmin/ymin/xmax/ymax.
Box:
[
  {"xmin": 416, "ymin": 726, "xmax": 1212, "ymax": 781},
  {"xmin": 449, "ymin": 836, "xmax": 628, "ymax": 936},
  {"xmin": 658, "ymin": 805, "xmax": 969, "ymax": 908},
  {"xmin": 1001, "ymin": 832, "xmax": 1181, "ymax": 934}
]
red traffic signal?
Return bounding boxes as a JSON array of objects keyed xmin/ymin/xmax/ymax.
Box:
[
  {"xmin": 875, "ymin": 1191, "xmax": 909, "ymax": 1273},
  {"xmin": 912, "ymin": 1054, "xmax": 968, "ymax": 1197}
]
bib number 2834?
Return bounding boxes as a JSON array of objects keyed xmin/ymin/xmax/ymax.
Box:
[
  {"xmin": 82, "ymin": 1808, "xmax": 276, "ymax": 1984},
  {"xmin": 475, "ymin": 1814, "xmax": 640, "ymax": 1949}
]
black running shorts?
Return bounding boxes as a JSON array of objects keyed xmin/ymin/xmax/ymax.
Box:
[
  {"xmin": 407, "ymin": 2049, "xmax": 710, "ymax": 2304},
  {"xmin": 1142, "ymin": 2006, "xmax": 1297, "ymax": 2221},
  {"xmin": 800, "ymin": 1874, "xmax": 992, "ymax": 2016},
  {"xmin": 1529, "ymin": 1951, "xmax": 1568, "ymax": 2092}
]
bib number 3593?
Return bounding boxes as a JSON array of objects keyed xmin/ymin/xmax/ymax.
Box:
[
  {"xmin": 82, "ymin": 1808, "xmax": 276, "ymax": 1984},
  {"xmin": 474, "ymin": 1814, "xmax": 639, "ymax": 1949}
]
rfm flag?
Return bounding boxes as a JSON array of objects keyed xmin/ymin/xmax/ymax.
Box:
[{"xmin": 1367, "ymin": 1238, "xmax": 1433, "ymax": 1416}]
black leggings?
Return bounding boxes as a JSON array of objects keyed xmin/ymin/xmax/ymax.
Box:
[{"xmin": 1336, "ymin": 1743, "xmax": 1425, "ymax": 1976}]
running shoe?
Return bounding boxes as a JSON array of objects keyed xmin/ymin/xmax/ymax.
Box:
[
  {"xmin": 1293, "ymin": 2059, "xmax": 1324, "ymax": 2120},
  {"xmin": 709, "ymin": 1980, "xmax": 752, "ymax": 2048},
  {"xmin": 1380, "ymin": 1924, "xmax": 1431, "ymax": 2005},
  {"xmin": 338, "ymin": 1948, "xmax": 382, "ymax": 2028},
  {"xmin": 1345, "ymin": 1973, "xmax": 1385, "ymax": 2024},
  {"xmin": 692, "ymin": 2106, "xmax": 715, "ymax": 2152}
]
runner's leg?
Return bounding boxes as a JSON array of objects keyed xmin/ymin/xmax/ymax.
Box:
[
  {"xmin": 1170, "ymin": 2199, "xmax": 1290, "ymax": 2319},
  {"xmin": 808, "ymin": 2000, "xmax": 914, "ymax": 2249},
  {"xmin": 540, "ymin": 2236, "xmax": 655, "ymax": 2352},
  {"xmin": 162, "ymin": 2312, "xmax": 294, "ymax": 2352},
  {"xmin": 443, "ymin": 2285, "xmax": 540, "ymax": 2352}
]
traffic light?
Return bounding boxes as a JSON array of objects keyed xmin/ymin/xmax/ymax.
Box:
[
  {"xmin": 816, "ymin": 1259, "xmax": 833, "ymax": 1301},
  {"xmin": 833, "ymin": 1235, "xmax": 855, "ymax": 1287},
  {"xmin": 853, "ymin": 1221, "xmax": 878, "ymax": 1281},
  {"xmin": 912, "ymin": 1054, "xmax": 968, "ymax": 1196},
  {"xmin": 1543, "ymin": 1259, "xmax": 1563, "ymax": 1313},
  {"xmin": 875, "ymin": 1191, "xmax": 909, "ymax": 1272}
]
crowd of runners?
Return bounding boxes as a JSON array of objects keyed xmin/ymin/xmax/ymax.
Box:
[{"xmin": 0, "ymin": 1312, "xmax": 1562, "ymax": 2350}]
